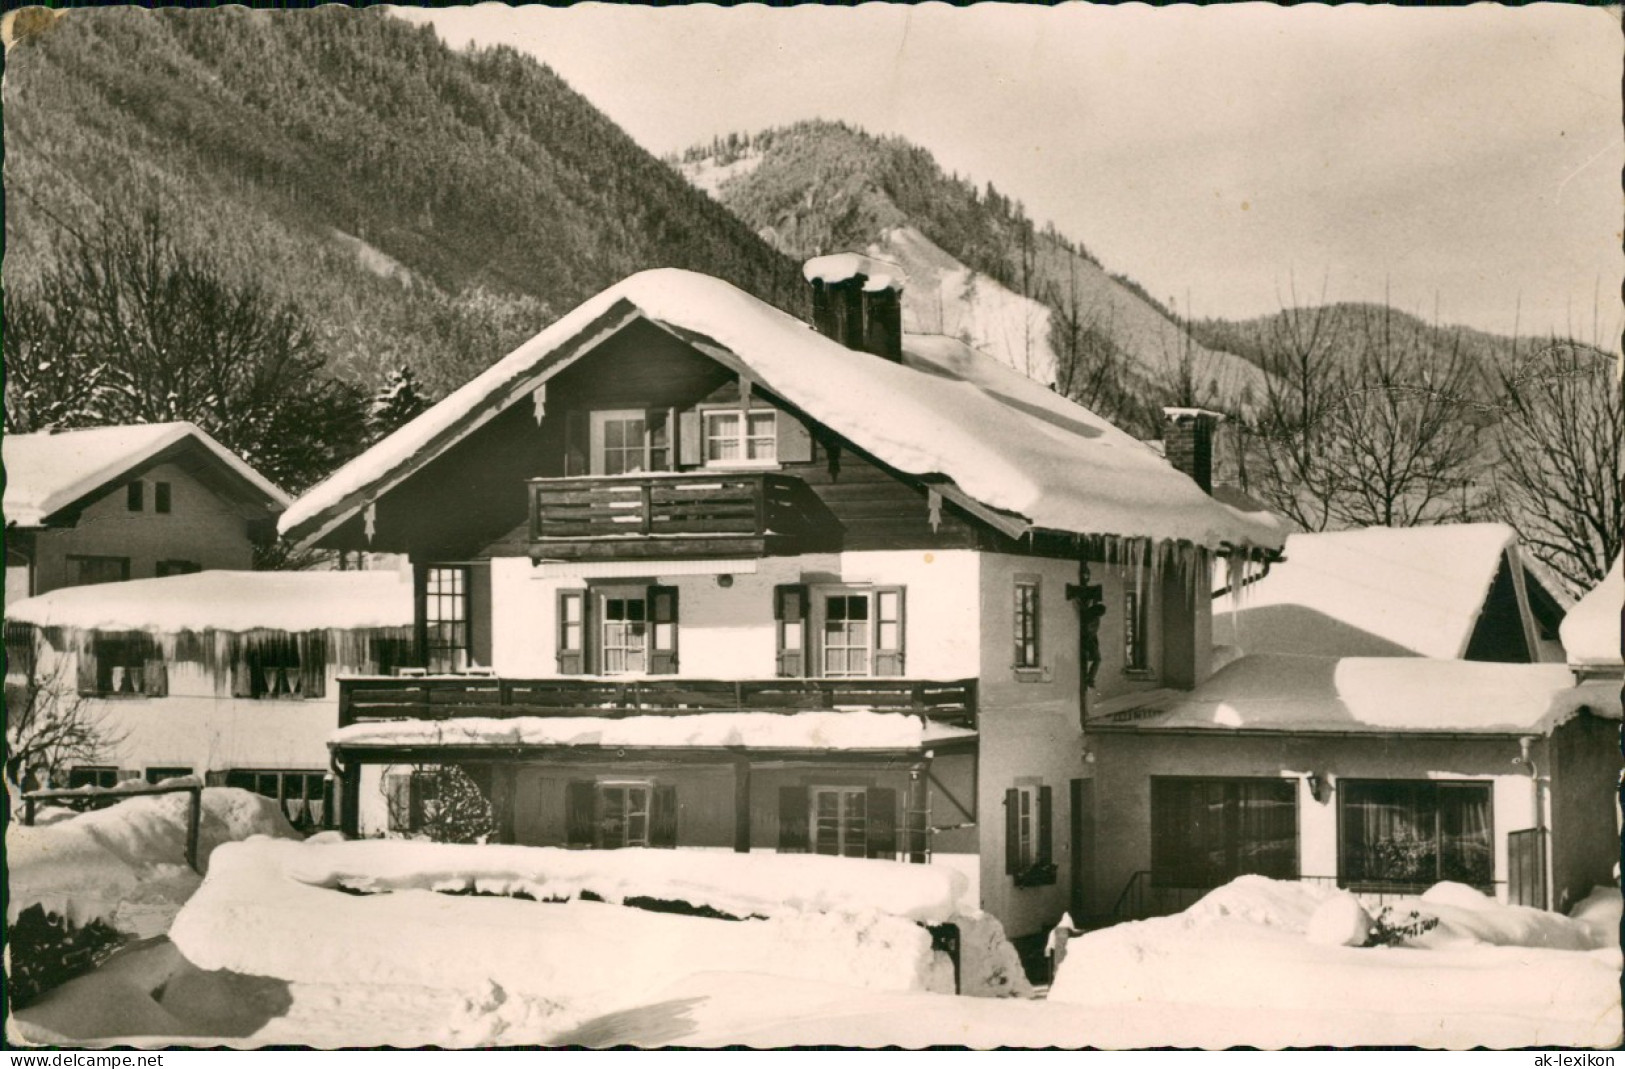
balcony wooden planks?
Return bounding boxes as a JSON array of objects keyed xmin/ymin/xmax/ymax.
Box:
[{"xmin": 529, "ymin": 472, "xmax": 803, "ymax": 558}]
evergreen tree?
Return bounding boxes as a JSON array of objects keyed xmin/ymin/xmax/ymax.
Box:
[{"xmin": 367, "ymin": 364, "xmax": 430, "ymax": 441}]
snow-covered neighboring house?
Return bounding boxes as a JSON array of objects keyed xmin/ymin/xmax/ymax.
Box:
[
  {"xmin": 1212, "ymin": 524, "xmax": 1571, "ymax": 663},
  {"xmin": 1559, "ymin": 556, "xmax": 1621, "ymax": 681},
  {"xmin": 3, "ymin": 422, "xmax": 289, "ymax": 603},
  {"xmin": 278, "ymin": 262, "xmax": 1285, "ymax": 938},
  {"xmin": 5, "ymin": 570, "xmax": 413, "ymax": 830},
  {"xmin": 1087, "ymin": 655, "xmax": 1619, "ymax": 919}
]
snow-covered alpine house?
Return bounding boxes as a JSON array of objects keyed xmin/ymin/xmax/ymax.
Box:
[
  {"xmin": 5, "ymin": 569, "xmax": 414, "ymax": 831},
  {"xmin": 3, "ymin": 422, "xmax": 289, "ymax": 604},
  {"xmin": 278, "ymin": 260, "xmax": 1285, "ymax": 937}
]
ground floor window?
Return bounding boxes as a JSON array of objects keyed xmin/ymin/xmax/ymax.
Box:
[
  {"xmin": 776, "ymin": 784, "xmax": 898, "ymax": 860},
  {"xmin": 566, "ymin": 779, "xmax": 677, "ymax": 849},
  {"xmin": 79, "ymin": 633, "xmax": 167, "ymax": 697},
  {"xmin": 227, "ymin": 769, "xmax": 329, "ymax": 832},
  {"xmin": 145, "ymin": 766, "xmax": 194, "ymax": 784},
  {"xmin": 1005, "ymin": 783, "xmax": 1055, "ymax": 886},
  {"xmin": 66, "ymin": 766, "xmax": 119, "ymax": 790},
  {"xmin": 1151, "ymin": 777, "xmax": 1297, "ymax": 888},
  {"xmin": 1339, "ymin": 780, "xmax": 1493, "ymax": 888}
]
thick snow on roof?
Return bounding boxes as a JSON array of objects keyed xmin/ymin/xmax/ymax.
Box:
[
  {"xmin": 4, "ymin": 422, "xmax": 287, "ymax": 527},
  {"xmin": 281, "ymin": 270, "xmax": 1286, "ymax": 552},
  {"xmin": 332, "ymin": 711, "xmax": 935, "ymax": 752},
  {"xmin": 1213, "ymin": 524, "xmax": 1518, "ymax": 659},
  {"xmin": 802, "ymin": 252, "xmax": 902, "ymax": 292},
  {"xmin": 6, "ymin": 570, "xmax": 412, "ymax": 634},
  {"xmin": 1560, "ymin": 556, "xmax": 1621, "ymax": 668},
  {"xmin": 1095, "ymin": 653, "xmax": 1609, "ymax": 735}
]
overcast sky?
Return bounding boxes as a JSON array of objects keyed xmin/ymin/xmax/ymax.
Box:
[{"xmin": 399, "ymin": 3, "xmax": 1621, "ymax": 341}]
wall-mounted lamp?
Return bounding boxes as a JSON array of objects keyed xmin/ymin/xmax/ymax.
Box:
[
  {"xmin": 716, "ymin": 574, "xmax": 734, "ymax": 588},
  {"xmin": 1307, "ymin": 772, "xmax": 1329, "ymax": 804}
]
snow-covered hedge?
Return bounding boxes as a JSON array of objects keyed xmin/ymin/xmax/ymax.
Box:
[{"xmin": 283, "ymin": 838, "xmax": 972, "ymax": 924}]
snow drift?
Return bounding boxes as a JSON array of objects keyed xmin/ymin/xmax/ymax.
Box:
[
  {"xmin": 1049, "ymin": 876, "xmax": 1621, "ymax": 1048},
  {"xmin": 6, "ymin": 788, "xmax": 300, "ymax": 936}
]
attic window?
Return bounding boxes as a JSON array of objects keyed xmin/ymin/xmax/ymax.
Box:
[
  {"xmin": 127, "ymin": 482, "xmax": 145, "ymax": 512},
  {"xmin": 703, "ymin": 410, "xmax": 776, "ymax": 465},
  {"xmin": 155, "ymin": 482, "xmax": 172, "ymax": 514}
]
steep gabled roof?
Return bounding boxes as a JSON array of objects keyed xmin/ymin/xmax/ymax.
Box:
[
  {"xmin": 1213, "ymin": 523, "xmax": 1530, "ymax": 660},
  {"xmin": 281, "ymin": 270, "xmax": 1287, "ymax": 552},
  {"xmin": 1090, "ymin": 653, "xmax": 1611, "ymax": 737},
  {"xmin": 1561, "ymin": 556, "xmax": 1621, "ymax": 670},
  {"xmin": 3, "ymin": 422, "xmax": 288, "ymax": 528}
]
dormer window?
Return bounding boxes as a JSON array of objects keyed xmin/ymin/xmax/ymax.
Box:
[{"xmin": 703, "ymin": 409, "xmax": 776, "ymax": 466}]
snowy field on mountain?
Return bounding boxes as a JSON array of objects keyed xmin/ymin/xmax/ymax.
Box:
[
  {"xmin": 1047, "ymin": 877, "xmax": 1622, "ymax": 1049},
  {"xmin": 6, "ymin": 788, "xmax": 299, "ymax": 937},
  {"xmin": 150, "ymin": 838, "xmax": 1024, "ymax": 1046}
]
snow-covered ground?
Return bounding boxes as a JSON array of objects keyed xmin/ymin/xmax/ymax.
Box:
[
  {"xmin": 14, "ymin": 843, "xmax": 1617, "ymax": 1048},
  {"xmin": 1048, "ymin": 877, "xmax": 1622, "ymax": 1049},
  {"xmin": 6, "ymin": 787, "xmax": 300, "ymax": 937}
]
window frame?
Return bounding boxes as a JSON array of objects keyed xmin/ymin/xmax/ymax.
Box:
[
  {"xmin": 598, "ymin": 586, "xmax": 650, "ymax": 676},
  {"xmin": 424, "ymin": 566, "xmax": 470, "ymax": 674},
  {"xmin": 1150, "ymin": 776, "xmax": 1299, "ymax": 890},
  {"xmin": 1014, "ymin": 575, "xmax": 1042, "ymax": 671},
  {"xmin": 810, "ymin": 784, "xmax": 869, "ymax": 859},
  {"xmin": 1123, "ymin": 587, "xmax": 1151, "ymax": 675},
  {"xmin": 810, "ymin": 585, "xmax": 905, "ymax": 678},
  {"xmin": 66, "ymin": 766, "xmax": 119, "ymax": 790},
  {"xmin": 1337, "ymin": 779, "xmax": 1495, "ymax": 891},
  {"xmin": 65, "ymin": 555, "xmax": 131, "ymax": 589},
  {"xmin": 227, "ymin": 769, "xmax": 330, "ymax": 833},
  {"xmin": 597, "ymin": 780, "xmax": 654, "ymax": 849},
  {"xmin": 589, "ymin": 408, "xmax": 672, "ymax": 476},
  {"xmin": 84, "ymin": 632, "xmax": 164, "ymax": 698},
  {"xmin": 700, "ymin": 406, "xmax": 778, "ymax": 468},
  {"xmin": 145, "ymin": 766, "xmax": 194, "ymax": 785}
]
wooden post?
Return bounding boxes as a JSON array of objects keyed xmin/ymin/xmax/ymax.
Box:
[
  {"xmin": 340, "ymin": 758, "xmax": 363, "ymax": 838},
  {"xmin": 24, "ymin": 798, "xmax": 36, "ymax": 827},
  {"xmin": 184, "ymin": 786, "xmax": 202, "ymax": 873},
  {"xmin": 733, "ymin": 757, "xmax": 752, "ymax": 854},
  {"xmin": 492, "ymin": 763, "xmax": 518, "ymax": 845}
]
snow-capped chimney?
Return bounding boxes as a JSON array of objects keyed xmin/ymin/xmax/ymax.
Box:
[
  {"xmin": 1162, "ymin": 408, "xmax": 1224, "ymax": 495},
  {"xmin": 804, "ymin": 254, "xmax": 904, "ymax": 363}
]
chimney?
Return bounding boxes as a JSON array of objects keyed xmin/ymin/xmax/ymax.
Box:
[
  {"xmin": 804, "ymin": 254, "xmax": 904, "ymax": 362},
  {"xmin": 1162, "ymin": 407, "xmax": 1224, "ymax": 494}
]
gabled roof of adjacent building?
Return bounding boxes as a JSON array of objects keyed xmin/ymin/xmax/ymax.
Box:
[
  {"xmin": 280, "ymin": 270, "xmax": 1287, "ymax": 553},
  {"xmin": 5, "ymin": 570, "xmax": 412, "ymax": 634},
  {"xmin": 3, "ymin": 422, "xmax": 288, "ymax": 528},
  {"xmin": 1560, "ymin": 556, "xmax": 1621, "ymax": 670},
  {"xmin": 1212, "ymin": 523, "xmax": 1543, "ymax": 661},
  {"xmin": 1089, "ymin": 653, "xmax": 1614, "ymax": 737}
]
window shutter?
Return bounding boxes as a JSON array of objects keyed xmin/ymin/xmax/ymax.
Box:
[
  {"xmin": 873, "ymin": 587, "xmax": 905, "ymax": 675},
  {"xmin": 557, "ymin": 590, "xmax": 586, "ymax": 674},
  {"xmin": 648, "ymin": 585, "xmax": 679, "ymax": 674},
  {"xmin": 774, "ymin": 584, "xmax": 807, "ymax": 677},
  {"xmin": 778, "ymin": 413, "xmax": 813, "ymax": 463},
  {"xmin": 678, "ymin": 409, "xmax": 702, "ymax": 467},
  {"xmin": 777, "ymin": 785, "xmax": 809, "ymax": 853},
  {"xmin": 386, "ymin": 772, "xmax": 412, "ymax": 833},
  {"xmin": 143, "ymin": 654, "xmax": 169, "ymax": 698},
  {"xmin": 564, "ymin": 410, "xmax": 588, "ymax": 476},
  {"xmin": 76, "ymin": 643, "xmax": 99, "ymax": 695},
  {"xmin": 1038, "ymin": 785, "xmax": 1054, "ymax": 867},
  {"xmin": 566, "ymin": 780, "xmax": 597, "ymax": 847},
  {"xmin": 866, "ymin": 786, "xmax": 899, "ymax": 860},
  {"xmin": 301, "ymin": 634, "xmax": 328, "ymax": 699},
  {"xmin": 651, "ymin": 784, "xmax": 678, "ymax": 848},
  {"xmin": 1004, "ymin": 788, "xmax": 1021, "ymax": 874}
]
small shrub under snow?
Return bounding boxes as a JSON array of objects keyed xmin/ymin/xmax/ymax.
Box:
[{"xmin": 1305, "ymin": 893, "xmax": 1372, "ymax": 947}]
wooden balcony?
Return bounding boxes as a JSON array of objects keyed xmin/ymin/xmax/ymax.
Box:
[
  {"xmin": 528, "ymin": 472, "xmax": 804, "ymax": 559},
  {"xmin": 339, "ymin": 676, "xmax": 977, "ymax": 730}
]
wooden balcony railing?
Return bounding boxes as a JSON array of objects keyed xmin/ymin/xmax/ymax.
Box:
[
  {"xmin": 339, "ymin": 676, "xmax": 977, "ymax": 730},
  {"xmin": 528, "ymin": 472, "xmax": 803, "ymax": 558}
]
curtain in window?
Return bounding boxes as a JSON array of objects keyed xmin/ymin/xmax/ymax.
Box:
[
  {"xmin": 1340, "ymin": 781, "xmax": 1492, "ymax": 888},
  {"xmin": 1151, "ymin": 778, "xmax": 1297, "ymax": 888}
]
